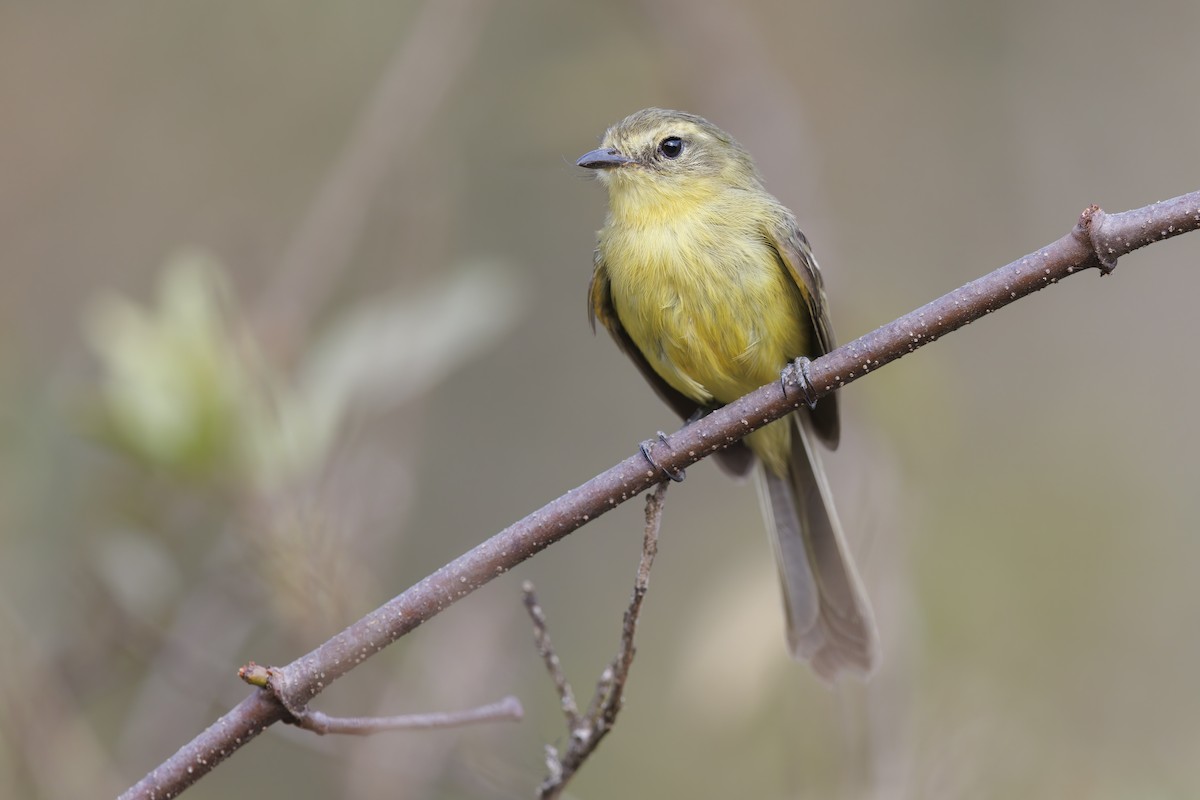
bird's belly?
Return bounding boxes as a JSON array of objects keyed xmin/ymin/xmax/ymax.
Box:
[{"xmin": 609, "ymin": 240, "xmax": 808, "ymax": 408}]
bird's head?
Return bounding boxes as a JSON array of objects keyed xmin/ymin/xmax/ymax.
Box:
[{"xmin": 577, "ymin": 108, "xmax": 761, "ymax": 215}]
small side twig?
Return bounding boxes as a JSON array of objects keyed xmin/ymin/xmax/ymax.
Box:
[
  {"xmin": 523, "ymin": 587, "xmax": 581, "ymax": 729},
  {"xmin": 526, "ymin": 482, "xmax": 669, "ymax": 800},
  {"xmin": 237, "ymin": 662, "xmax": 522, "ymax": 736}
]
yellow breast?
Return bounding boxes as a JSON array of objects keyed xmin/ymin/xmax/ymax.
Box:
[{"xmin": 599, "ymin": 196, "xmax": 809, "ymax": 409}]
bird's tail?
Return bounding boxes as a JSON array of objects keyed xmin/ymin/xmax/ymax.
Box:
[{"xmin": 760, "ymin": 415, "xmax": 877, "ymax": 681}]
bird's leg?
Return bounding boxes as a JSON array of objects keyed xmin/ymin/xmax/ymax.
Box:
[
  {"xmin": 781, "ymin": 356, "xmax": 818, "ymax": 410},
  {"xmin": 639, "ymin": 409, "xmax": 707, "ymax": 482},
  {"xmin": 640, "ymin": 432, "xmax": 685, "ymax": 482}
]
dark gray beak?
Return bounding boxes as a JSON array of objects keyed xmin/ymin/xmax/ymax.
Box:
[{"xmin": 576, "ymin": 147, "xmax": 634, "ymax": 169}]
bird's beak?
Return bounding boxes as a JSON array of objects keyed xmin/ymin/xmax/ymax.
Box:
[{"xmin": 576, "ymin": 147, "xmax": 634, "ymax": 169}]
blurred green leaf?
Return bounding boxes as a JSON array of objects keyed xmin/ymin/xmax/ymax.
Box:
[
  {"xmin": 246, "ymin": 261, "xmax": 525, "ymax": 483},
  {"xmin": 300, "ymin": 259, "xmax": 524, "ymax": 420},
  {"xmin": 83, "ymin": 248, "xmax": 255, "ymax": 477},
  {"xmin": 85, "ymin": 251, "xmax": 524, "ymax": 490}
]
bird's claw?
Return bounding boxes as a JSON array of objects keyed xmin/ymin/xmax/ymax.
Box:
[
  {"xmin": 781, "ymin": 356, "xmax": 819, "ymax": 409},
  {"xmin": 640, "ymin": 432, "xmax": 685, "ymax": 482}
]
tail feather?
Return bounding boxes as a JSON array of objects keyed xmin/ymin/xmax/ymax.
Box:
[{"xmin": 760, "ymin": 415, "xmax": 877, "ymax": 681}]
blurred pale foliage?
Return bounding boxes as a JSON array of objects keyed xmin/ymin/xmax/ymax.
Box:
[
  {"xmin": 3, "ymin": 1, "xmax": 1200, "ymax": 799},
  {"xmin": 85, "ymin": 250, "xmax": 258, "ymax": 477},
  {"xmin": 84, "ymin": 249, "xmax": 521, "ymax": 489},
  {"xmin": 293, "ymin": 258, "xmax": 524, "ymax": 482}
]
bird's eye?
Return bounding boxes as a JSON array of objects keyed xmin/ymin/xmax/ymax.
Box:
[{"xmin": 658, "ymin": 136, "xmax": 684, "ymax": 159}]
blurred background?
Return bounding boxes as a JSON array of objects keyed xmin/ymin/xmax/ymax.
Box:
[{"xmin": 3, "ymin": 1, "xmax": 1199, "ymax": 797}]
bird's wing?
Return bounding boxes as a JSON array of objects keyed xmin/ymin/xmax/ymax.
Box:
[
  {"xmin": 764, "ymin": 213, "xmax": 840, "ymax": 450},
  {"xmin": 589, "ymin": 252, "xmax": 755, "ymax": 476}
]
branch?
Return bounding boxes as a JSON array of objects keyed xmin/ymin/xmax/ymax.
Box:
[
  {"xmin": 523, "ymin": 589, "xmax": 581, "ymax": 730},
  {"xmin": 237, "ymin": 662, "xmax": 522, "ymax": 735},
  {"xmin": 119, "ymin": 192, "xmax": 1200, "ymax": 798},
  {"xmin": 528, "ymin": 483, "xmax": 668, "ymax": 799},
  {"xmin": 278, "ymin": 698, "xmax": 522, "ymax": 736}
]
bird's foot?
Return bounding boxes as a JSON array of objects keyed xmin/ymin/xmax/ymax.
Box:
[
  {"xmin": 781, "ymin": 356, "xmax": 818, "ymax": 409},
  {"xmin": 639, "ymin": 432, "xmax": 685, "ymax": 482}
]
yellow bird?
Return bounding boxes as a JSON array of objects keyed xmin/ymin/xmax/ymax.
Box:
[{"xmin": 578, "ymin": 108, "xmax": 876, "ymax": 680}]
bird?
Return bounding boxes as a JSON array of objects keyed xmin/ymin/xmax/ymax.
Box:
[{"xmin": 578, "ymin": 108, "xmax": 877, "ymax": 680}]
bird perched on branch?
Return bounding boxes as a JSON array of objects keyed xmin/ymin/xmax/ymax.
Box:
[{"xmin": 578, "ymin": 108, "xmax": 876, "ymax": 680}]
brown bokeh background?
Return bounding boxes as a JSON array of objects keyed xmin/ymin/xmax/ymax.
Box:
[{"xmin": 3, "ymin": 1, "xmax": 1200, "ymax": 798}]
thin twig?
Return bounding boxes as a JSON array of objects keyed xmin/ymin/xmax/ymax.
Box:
[
  {"xmin": 237, "ymin": 662, "xmax": 521, "ymax": 735},
  {"xmin": 120, "ymin": 192, "xmax": 1200, "ymax": 799},
  {"xmin": 284, "ymin": 698, "xmax": 523, "ymax": 736},
  {"xmin": 522, "ymin": 584, "xmax": 580, "ymax": 728},
  {"xmin": 535, "ymin": 483, "xmax": 669, "ymax": 799}
]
